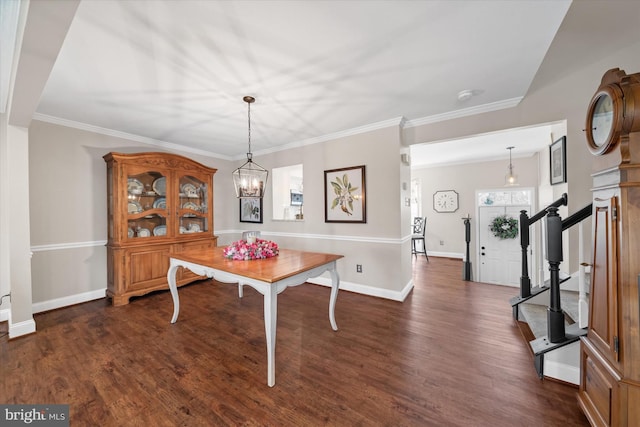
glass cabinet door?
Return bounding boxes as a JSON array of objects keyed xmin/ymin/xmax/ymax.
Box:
[
  {"xmin": 177, "ymin": 174, "xmax": 209, "ymax": 235},
  {"xmin": 127, "ymin": 170, "xmax": 168, "ymax": 239}
]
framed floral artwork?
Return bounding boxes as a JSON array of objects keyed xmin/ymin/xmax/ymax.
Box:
[
  {"xmin": 324, "ymin": 165, "xmax": 366, "ymax": 223},
  {"xmin": 240, "ymin": 197, "xmax": 262, "ymax": 223}
]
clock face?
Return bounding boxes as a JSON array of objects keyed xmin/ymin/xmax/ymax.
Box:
[
  {"xmin": 433, "ymin": 190, "xmax": 459, "ymax": 213},
  {"xmin": 591, "ymin": 93, "xmax": 614, "ymax": 147},
  {"xmin": 586, "ymin": 84, "xmax": 624, "ymax": 156}
]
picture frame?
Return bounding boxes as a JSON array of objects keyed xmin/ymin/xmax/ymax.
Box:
[
  {"xmin": 290, "ymin": 191, "xmax": 303, "ymax": 206},
  {"xmin": 239, "ymin": 197, "xmax": 263, "ymax": 223},
  {"xmin": 550, "ymin": 136, "xmax": 567, "ymax": 185},
  {"xmin": 324, "ymin": 165, "xmax": 366, "ymax": 223}
]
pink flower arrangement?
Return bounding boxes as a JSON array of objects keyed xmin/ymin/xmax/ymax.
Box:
[{"xmin": 223, "ymin": 238, "xmax": 279, "ymax": 260}]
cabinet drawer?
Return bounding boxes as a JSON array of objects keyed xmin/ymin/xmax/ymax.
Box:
[
  {"xmin": 579, "ymin": 341, "xmax": 619, "ymax": 427},
  {"xmin": 173, "ymin": 238, "xmax": 217, "ymax": 253},
  {"xmin": 584, "ymin": 356, "xmax": 613, "ymax": 425}
]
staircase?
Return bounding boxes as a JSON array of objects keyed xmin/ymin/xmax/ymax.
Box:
[
  {"xmin": 516, "ymin": 286, "xmax": 588, "ymax": 385},
  {"xmin": 510, "ymin": 195, "xmax": 592, "ymax": 385}
]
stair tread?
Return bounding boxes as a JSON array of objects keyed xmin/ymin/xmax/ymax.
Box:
[{"xmin": 519, "ymin": 290, "xmax": 588, "ymax": 339}]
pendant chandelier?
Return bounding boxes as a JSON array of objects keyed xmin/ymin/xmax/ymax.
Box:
[
  {"xmin": 505, "ymin": 146, "xmax": 518, "ymax": 186},
  {"xmin": 232, "ymin": 96, "xmax": 268, "ymax": 198}
]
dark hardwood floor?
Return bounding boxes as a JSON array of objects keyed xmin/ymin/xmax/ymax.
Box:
[{"xmin": 0, "ymin": 257, "xmax": 589, "ymax": 426}]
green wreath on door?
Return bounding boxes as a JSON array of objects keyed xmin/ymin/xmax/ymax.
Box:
[{"xmin": 489, "ymin": 215, "xmax": 518, "ymax": 239}]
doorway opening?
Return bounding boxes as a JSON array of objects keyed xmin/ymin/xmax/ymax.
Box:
[{"xmin": 476, "ymin": 188, "xmax": 536, "ymax": 287}]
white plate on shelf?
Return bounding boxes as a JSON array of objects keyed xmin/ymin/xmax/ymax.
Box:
[
  {"xmin": 152, "ymin": 177, "xmax": 166, "ymax": 196},
  {"xmin": 128, "ymin": 228, "xmax": 134, "ymax": 238},
  {"xmin": 182, "ymin": 201, "xmax": 199, "ymax": 211},
  {"xmin": 181, "ymin": 183, "xmax": 198, "ymax": 197},
  {"xmin": 137, "ymin": 228, "xmax": 151, "ymax": 237},
  {"xmin": 153, "ymin": 225, "xmax": 166, "ymax": 236},
  {"xmin": 128, "ymin": 178, "xmax": 144, "ymax": 195},
  {"xmin": 128, "ymin": 201, "xmax": 142, "ymax": 214},
  {"xmin": 179, "ymin": 226, "xmax": 187, "ymax": 234},
  {"xmin": 187, "ymin": 223, "xmax": 201, "ymax": 233},
  {"xmin": 152, "ymin": 198, "xmax": 166, "ymax": 209}
]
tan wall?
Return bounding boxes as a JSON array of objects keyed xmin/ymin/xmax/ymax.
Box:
[
  {"xmin": 28, "ymin": 120, "xmax": 411, "ymax": 306},
  {"xmin": 404, "ymin": 17, "xmax": 640, "ymax": 273},
  {"xmin": 19, "ymin": 0, "xmax": 640, "ymax": 311},
  {"xmin": 230, "ymin": 124, "xmax": 410, "ymax": 293},
  {"xmin": 28, "ymin": 120, "xmax": 232, "ymax": 303},
  {"xmin": 412, "ymin": 154, "xmax": 539, "ymax": 270}
]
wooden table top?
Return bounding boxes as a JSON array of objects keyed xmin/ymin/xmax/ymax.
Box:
[{"xmin": 171, "ymin": 248, "xmax": 343, "ymax": 283}]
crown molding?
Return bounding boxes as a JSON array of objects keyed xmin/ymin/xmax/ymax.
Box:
[
  {"xmin": 32, "ymin": 113, "xmax": 232, "ymax": 160},
  {"xmin": 404, "ymin": 97, "xmax": 523, "ymax": 128}
]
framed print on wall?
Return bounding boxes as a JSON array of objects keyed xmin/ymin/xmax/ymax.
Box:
[
  {"xmin": 239, "ymin": 197, "xmax": 263, "ymax": 223},
  {"xmin": 324, "ymin": 165, "xmax": 366, "ymax": 223},
  {"xmin": 550, "ymin": 136, "xmax": 567, "ymax": 185}
]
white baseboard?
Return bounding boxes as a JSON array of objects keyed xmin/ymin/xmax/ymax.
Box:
[
  {"xmin": 32, "ymin": 289, "xmax": 106, "ymax": 314},
  {"xmin": 427, "ymin": 251, "xmax": 463, "ymax": 259},
  {"xmin": 3, "ymin": 279, "xmax": 413, "ymax": 337},
  {"xmin": 0, "ymin": 289, "xmax": 106, "ymax": 338},
  {"xmin": 307, "ymin": 277, "xmax": 414, "ymax": 302},
  {"xmin": 8, "ymin": 314, "xmax": 36, "ymax": 339}
]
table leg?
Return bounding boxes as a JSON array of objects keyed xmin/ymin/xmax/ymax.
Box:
[
  {"xmin": 167, "ymin": 262, "xmax": 181, "ymax": 323},
  {"xmin": 264, "ymin": 285, "xmax": 278, "ymax": 387},
  {"xmin": 329, "ymin": 268, "xmax": 340, "ymax": 331}
]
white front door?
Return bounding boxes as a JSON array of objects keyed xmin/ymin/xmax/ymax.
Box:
[{"xmin": 478, "ymin": 205, "xmax": 530, "ymax": 286}]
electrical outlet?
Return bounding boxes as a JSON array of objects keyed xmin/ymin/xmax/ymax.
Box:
[
  {"xmin": 440, "ymin": 240, "xmax": 444, "ymax": 245},
  {"xmin": 356, "ymin": 264, "xmax": 362, "ymax": 273}
]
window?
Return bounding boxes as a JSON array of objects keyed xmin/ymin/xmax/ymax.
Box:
[
  {"xmin": 272, "ymin": 164, "xmax": 303, "ymax": 220},
  {"xmin": 411, "ymin": 178, "xmax": 421, "ymax": 219}
]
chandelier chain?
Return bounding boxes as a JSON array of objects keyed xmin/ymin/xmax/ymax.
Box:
[
  {"xmin": 507, "ymin": 146, "xmax": 514, "ymax": 173},
  {"xmin": 247, "ymin": 99, "xmax": 252, "ymax": 157}
]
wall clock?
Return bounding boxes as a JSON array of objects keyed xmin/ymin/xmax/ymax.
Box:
[
  {"xmin": 433, "ymin": 190, "xmax": 459, "ymax": 213},
  {"xmin": 585, "ymin": 68, "xmax": 640, "ymax": 156}
]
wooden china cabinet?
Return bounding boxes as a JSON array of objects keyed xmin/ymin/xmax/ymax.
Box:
[
  {"xmin": 103, "ymin": 152, "xmax": 217, "ymax": 305},
  {"xmin": 577, "ymin": 69, "xmax": 640, "ymax": 426}
]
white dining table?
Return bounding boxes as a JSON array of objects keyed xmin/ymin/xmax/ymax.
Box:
[{"xmin": 166, "ymin": 248, "xmax": 343, "ymax": 387}]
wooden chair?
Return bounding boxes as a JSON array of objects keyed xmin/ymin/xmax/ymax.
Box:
[
  {"xmin": 242, "ymin": 230, "xmax": 261, "ymax": 241},
  {"xmin": 239, "ymin": 230, "xmax": 262, "ymax": 297},
  {"xmin": 411, "ymin": 217, "xmax": 429, "ymax": 260}
]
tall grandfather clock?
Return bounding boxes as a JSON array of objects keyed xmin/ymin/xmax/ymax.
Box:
[{"xmin": 577, "ymin": 68, "xmax": 640, "ymax": 426}]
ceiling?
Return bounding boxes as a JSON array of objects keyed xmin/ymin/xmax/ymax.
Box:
[
  {"xmin": 33, "ymin": 0, "xmax": 572, "ymax": 162},
  {"xmin": 410, "ymin": 124, "xmax": 557, "ymax": 168}
]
